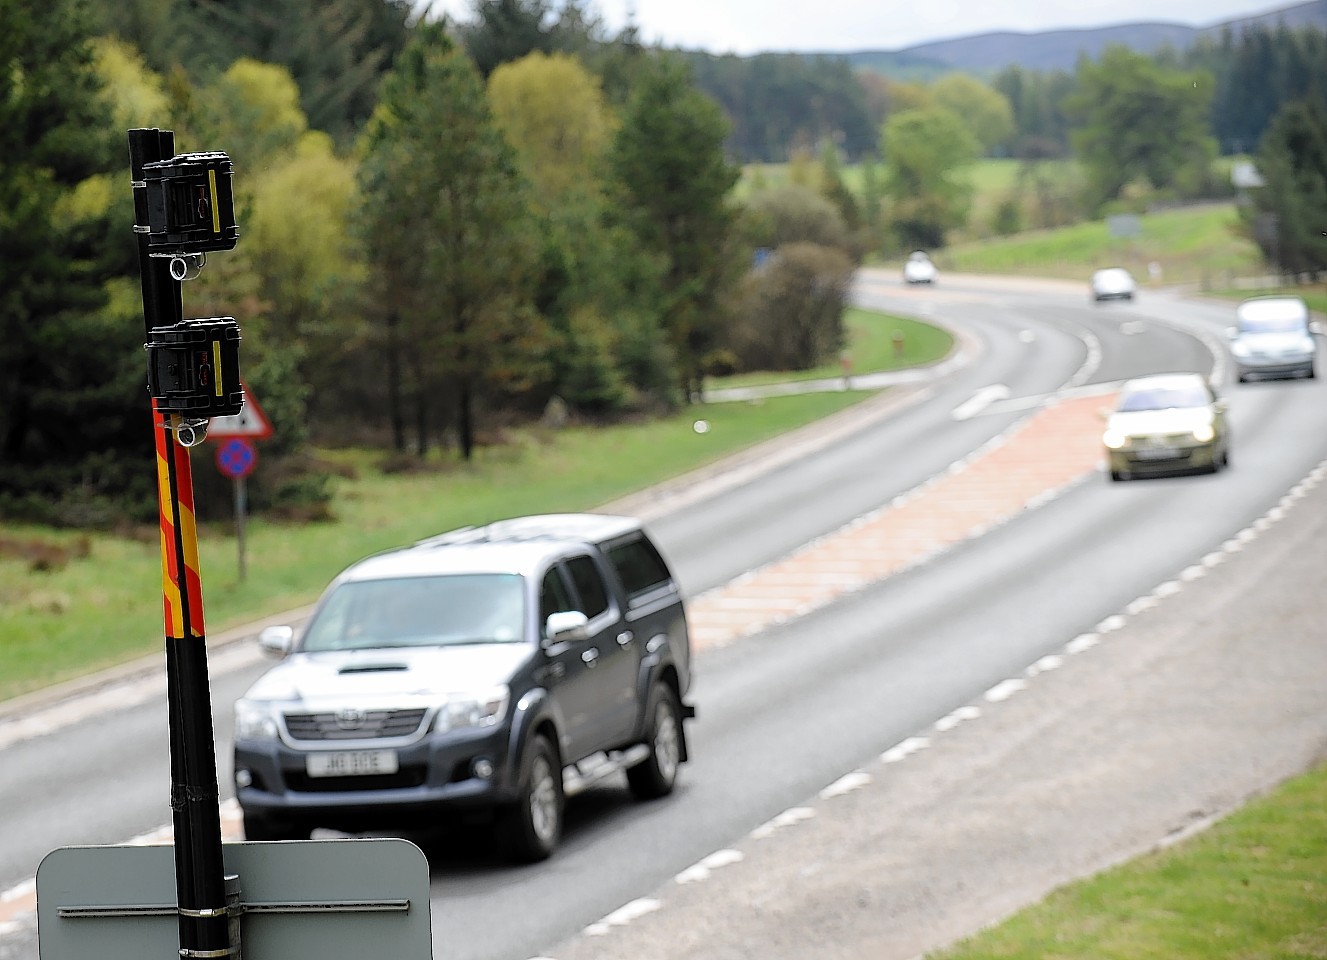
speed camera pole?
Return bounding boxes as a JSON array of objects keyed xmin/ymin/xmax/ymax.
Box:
[{"xmin": 129, "ymin": 126, "xmax": 243, "ymax": 960}]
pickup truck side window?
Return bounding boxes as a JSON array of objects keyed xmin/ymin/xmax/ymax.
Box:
[
  {"xmin": 565, "ymin": 554, "xmax": 609, "ymax": 619},
  {"xmin": 539, "ymin": 567, "xmax": 576, "ymax": 630},
  {"xmin": 608, "ymin": 537, "xmax": 672, "ymax": 601}
]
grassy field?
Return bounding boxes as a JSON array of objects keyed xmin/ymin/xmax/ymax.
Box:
[
  {"xmin": 0, "ymin": 308, "xmax": 947, "ymax": 703},
  {"xmin": 940, "ymin": 202, "xmax": 1264, "ymax": 287},
  {"xmin": 930, "ymin": 761, "xmax": 1327, "ymax": 960}
]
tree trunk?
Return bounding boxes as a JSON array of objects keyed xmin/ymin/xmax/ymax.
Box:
[
  {"xmin": 386, "ymin": 312, "xmax": 406, "ymax": 452},
  {"xmin": 458, "ymin": 376, "xmax": 474, "ymax": 461}
]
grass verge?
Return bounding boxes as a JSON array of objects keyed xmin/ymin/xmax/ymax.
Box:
[
  {"xmin": 941, "ymin": 203, "xmax": 1263, "ymax": 287},
  {"xmin": 704, "ymin": 307, "xmax": 953, "ymax": 389},
  {"xmin": 929, "ymin": 761, "xmax": 1327, "ymax": 960}
]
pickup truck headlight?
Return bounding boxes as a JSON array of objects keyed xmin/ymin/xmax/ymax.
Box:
[
  {"xmin": 234, "ymin": 699, "xmax": 281, "ymax": 742},
  {"xmin": 433, "ymin": 686, "xmax": 509, "ymax": 734}
]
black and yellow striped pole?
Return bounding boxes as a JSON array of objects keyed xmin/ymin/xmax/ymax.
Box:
[{"xmin": 129, "ymin": 127, "xmax": 242, "ymax": 960}]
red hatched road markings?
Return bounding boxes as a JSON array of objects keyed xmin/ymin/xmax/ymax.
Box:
[{"xmin": 685, "ymin": 392, "xmax": 1116, "ymax": 652}]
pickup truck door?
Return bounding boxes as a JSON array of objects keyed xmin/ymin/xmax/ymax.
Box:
[
  {"xmin": 538, "ymin": 559, "xmax": 635, "ymax": 760},
  {"xmin": 563, "ymin": 554, "xmax": 639, "ymax": 752}
]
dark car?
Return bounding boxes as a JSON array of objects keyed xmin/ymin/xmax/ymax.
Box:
[{"xmin": 233, "ymin": 514, "xmax": 694, "ymax": 861}]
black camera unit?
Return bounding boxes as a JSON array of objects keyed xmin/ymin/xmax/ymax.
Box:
[
  {"xmin": 140, "ymin": 151, "xmax": 239, "ymax": 255},
  {"xmin": 145, "ymin": 318, "xmax": 244, "ymax": 419}
]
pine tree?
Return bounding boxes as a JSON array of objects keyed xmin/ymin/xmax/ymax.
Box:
[
  {"xmin": 0, "ymin": 0, "xmax": 144, "ymax": 519},
  {"xmin": 355, "ymin": 23, "xmax": 544, "ymax": 459}
]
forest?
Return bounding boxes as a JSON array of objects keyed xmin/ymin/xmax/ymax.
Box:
[{"xmin": 2, "ymin": 0, "xmax": 1324, "ymax": 528}]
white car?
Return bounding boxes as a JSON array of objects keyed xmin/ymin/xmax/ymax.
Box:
[
  {"xmin": 1090, "ymin": 267, "xmax": 1135, "ymax": 302},
  {"xmin": 903, "ymin": 251, "xmax": 937, "ymax": 284},
  {"xmin": 1229, "ymin": 296, "xmax": 1316, "ymax": 382}
]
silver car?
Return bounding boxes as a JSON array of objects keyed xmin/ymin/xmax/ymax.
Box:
[{"xmin": 1230, "ymin": 296, "xmax": 1317, "ymax": 382}]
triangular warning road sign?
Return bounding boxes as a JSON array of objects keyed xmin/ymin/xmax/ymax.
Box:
[{"xmin": 207, "ymin": 381, "xmax": 274, "ymax": 440}]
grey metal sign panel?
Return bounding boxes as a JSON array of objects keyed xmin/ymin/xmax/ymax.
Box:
[{"xmin": 37, "ymin": 839, "xmax": 432, "ymax": 960}]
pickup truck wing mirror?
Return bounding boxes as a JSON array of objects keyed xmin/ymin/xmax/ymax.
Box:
[
  {"xmin": 258, "ymin": 624, "xmax": 294, "ymax": 657},
  {"xmin": 544, "ymin": 610, "xmax": 589, "ymax": 645}
]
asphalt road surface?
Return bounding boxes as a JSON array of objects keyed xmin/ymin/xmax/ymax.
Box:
[{"xmin": 3, "ymin": 272, "xmax": 1325, "ymax": 960}]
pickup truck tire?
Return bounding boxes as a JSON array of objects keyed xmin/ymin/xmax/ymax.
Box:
[
  {"xmin": 626, "ymin": 682, "xmax": 682, "ymax": 800},
  {"xmin": 243, "ymin": 813, "xmax": 310, "ymax": 842},
  {"xmin": 498, "ymin": 733, "xmax": 564, "ymax": 863}
]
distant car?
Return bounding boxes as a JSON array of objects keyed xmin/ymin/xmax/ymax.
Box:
[
  {"xmin": 1103, "ymin": 373, "xmax": 1230, "ymax": 481},
  {"xmin": 1229, "ymin": 296, "xmax": 1317, "ymax": 382},
  {"xmin": 903, "ymin": 251, "xmax": 937, "ymax": 284},
  {"xmin": 1090, "ymin": 267, "xmax": 1136, "ymax": 302}
]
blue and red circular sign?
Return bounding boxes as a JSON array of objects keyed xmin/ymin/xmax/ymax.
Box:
[{"xmin": 215, "ymin": 437, "xmax": 257, "ymax": 479}]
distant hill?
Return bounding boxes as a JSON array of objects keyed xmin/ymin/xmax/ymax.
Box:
[{"xmin": 841, "ymin": 0, "xmax": 1327, "ymax": 77}]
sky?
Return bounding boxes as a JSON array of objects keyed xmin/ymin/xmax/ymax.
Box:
[{"xmin": 418, "ymin": 0, "xmax": 1290, "ymax": 54}]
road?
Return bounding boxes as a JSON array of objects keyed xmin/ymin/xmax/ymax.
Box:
[{"xmin": 3, "ymin": 271, "xmax": 1325, "ymax": 960}]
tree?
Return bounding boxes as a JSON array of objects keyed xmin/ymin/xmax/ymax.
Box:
[
  {"xmin": 726, "ymin": 243, "xmax": 853, "ymax": 373},
  {"xmin": 880, "ymin": 106, "xmax": 981, "ymax": 249},
  {"xmin": 0, "ymin": 0, "xmax": 147, "ymax": 522},
  {"xmin": 607, "ymin": 57, "xmax": 740, "ymax": 402},
  {"xmin": 1242, "ymin": 97, "xmax": 1327, "ymax": 278},
  {"xmin": 739, "ymin": 184, "xmax": 851, "ymax": 255},
  {"xmin": 154, "ymin": 0, "xmax": 413, "ymax": 146},
  {"xmin": 1066, "ymin": 46, "xmax": 1216, "ymax": 212},
  {"xmin": 355, "ymin": 23, "xmax": 545, "ymax": 459},
  {"xmin": 487, "ymin": 52, "xmax": 613, "ymax": 204},
  {"xmin": 457, "ymin": 0, "xmax": 606, "ymax": 78},
  {"xmin": 930, "ymin": 73, "xmax": 1015, "ymax": 156}
]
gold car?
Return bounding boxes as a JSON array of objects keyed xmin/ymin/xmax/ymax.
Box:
[{"xmin": 1103, "ymin": 373, "xmax": 1230, "ymax": 481}]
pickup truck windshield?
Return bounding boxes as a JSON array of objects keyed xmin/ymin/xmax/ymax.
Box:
[{"xmin": 301, "ymin": 573, "xmax": 526, "ymax": 651}]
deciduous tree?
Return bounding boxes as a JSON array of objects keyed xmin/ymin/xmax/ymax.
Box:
[
  {"xmin": 1066, "ymin": 46, "xmax": 1216, "ymax": 212},
  {"xmin": 880, "ymin": 106, "xmax": 981, "ymax": 249}
]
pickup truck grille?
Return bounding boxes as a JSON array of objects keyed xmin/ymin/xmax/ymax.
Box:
[{"xmin": 283, "ymin": 708, "xmax": 428, "ymax": 741}]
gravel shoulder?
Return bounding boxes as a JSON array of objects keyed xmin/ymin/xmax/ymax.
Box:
[{"xmin": 546, "ymin": 468, "xmax": 1327, "ymax": 960}]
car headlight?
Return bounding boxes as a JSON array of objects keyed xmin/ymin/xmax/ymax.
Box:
[
  {"xmin": 1103, "ymin": 429, "xmax": 1128, "ymax": 449},
  {"xmin": 433, "ymin": 686, "xmax": 509, "ymax": 734},
  {"xmin": 1192, "ymin": 423, "xmax": 1215, "ymax": 442},
  {"xmin": 234, "ymin": 700, "xmax": 281, "ymax": 742},
  {"xmin": 1230, "ymin": 342, "xmax": 1251, "ymax": 357}
]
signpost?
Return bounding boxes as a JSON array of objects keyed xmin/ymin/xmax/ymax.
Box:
[{"xmin": 209, "ymin": 386, "xmax": 271, "ymax": 582}]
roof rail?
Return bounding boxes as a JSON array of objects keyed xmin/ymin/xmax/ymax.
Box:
[{"xmin": 413, "ymin": 525, "xmax": 485, "ymax": 548}]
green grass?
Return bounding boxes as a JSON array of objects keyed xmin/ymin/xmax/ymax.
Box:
[
  {"xmin": 1203, "ymin": 282, "xmax": 1327, "ymax": 316},
  {"xmin": 941, "ymin": 203, "xmax": 1264, "ymax": 286},
  {"xmin": 929, "ymin": 761, "xmax": 1327, "ymax": 960},
  {"xmin": 0, "ymin": 308, "xmax": 953, "ymax": 703},
  {"xmin": 705, "ymin": 307, "xmax": 954, "ymax": 389}
]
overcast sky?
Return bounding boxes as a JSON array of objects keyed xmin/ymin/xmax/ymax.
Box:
[{"xmin": 418, "ymin": 0, "xmax": 1288, "ymax": 54}]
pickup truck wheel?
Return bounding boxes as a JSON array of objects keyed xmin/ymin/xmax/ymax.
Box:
[
  {"xmin": 626, "ymin": 683, "xmax": 682, "ymax": 800},
  {"xmin": 242, "ymin": 813, "xmax": 310, "ymax": 842},
  {"xmin": 498, "ymin": 734, "xmax": 563, "ymax": 863}
]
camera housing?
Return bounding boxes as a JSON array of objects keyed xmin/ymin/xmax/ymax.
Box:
[
  {"xmin": 145, "ymin": 318, "xmax": 244, "ymax": 418},
  {"xmin": 140, "ymin": 152, "xmax": 239, "ymax": 256}
]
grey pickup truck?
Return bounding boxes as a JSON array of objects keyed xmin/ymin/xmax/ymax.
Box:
[{"xmin": 232, "ymin": 513, "xmax": 694, "ymax": 861}]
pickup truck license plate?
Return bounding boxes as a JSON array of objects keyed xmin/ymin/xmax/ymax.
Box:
[{"xmin": 306, "ymin": 750, "xmax": 399, "ymax": 778}]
